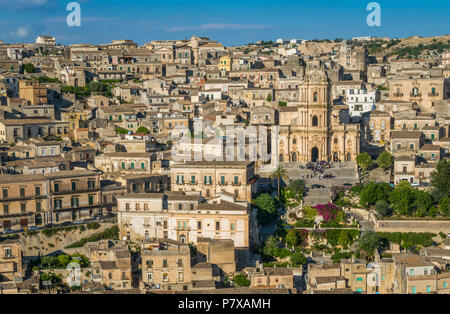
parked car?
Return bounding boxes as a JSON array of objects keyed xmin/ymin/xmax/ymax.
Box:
[
  {"xmin": 74, "ymin": 220, "xmax": 85, "ymax": 225},
  {"xmin": 4, "ymin": 229, "xmax": 16, "ymax": 234},
  {"xmin": 95, "ymin": 215, "xmax": 104, "ymax": 220},
  {"xmin": 28, "ymin": 226, "xmax": 40, "ymax": 231}
]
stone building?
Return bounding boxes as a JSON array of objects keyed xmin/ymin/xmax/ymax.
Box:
[{"xmin": 278, "ymin": 60, "xmax": 360, "ymax": 163}]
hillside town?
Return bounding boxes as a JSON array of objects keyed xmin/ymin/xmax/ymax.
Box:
[{"xmin": 0, "ymin": 34, "xmax": 449, "ymax": 295}]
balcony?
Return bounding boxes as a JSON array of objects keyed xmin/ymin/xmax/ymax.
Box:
[
  {"xmin": 428, "ymin": 92, "xmax": 440, "ymax": 97},
  {"xmin": 52, "ymin": 188, "xmax": 100, "ymax": 196},
  {"xmin": 187, "ymin": 181, "xmax": 197, "ymax": 186},
  {"xmin": 218, "ymin": 182, "xmax": 228, "ymax": 186},
  {"xmin": 410, "ymin": 93, "xmax": 422, "ymax": 98},
  {"xmin": 232, "ymin": 182, "xmax": 241, "ymax": 187},
  {"xmin": 392, "ymin": 92, "xmax": 404, "ymax": 97}
]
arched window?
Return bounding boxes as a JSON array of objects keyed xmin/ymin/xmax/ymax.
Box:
[
  {"xmin": 312, "ymin": 116, "xmax": 319, "ymax": 127},
  {"xmin": 313, "ymin": 91, "xmax": 318, "ymax": 102},
  {"xmin": 279, "ymin": 154, "xmax": 284, "ymax": 163}
]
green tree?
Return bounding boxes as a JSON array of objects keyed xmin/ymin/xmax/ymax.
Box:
[
  {"xmin": 56, "ymin": 254, "xmax": 71, "ymax": 267},
  {"xmin": 338, "ymin": 231, "xmax": 351, "ymax": 247},
  {"xmin": 303, "ymin": 206, "xmax": 318, "ymax": 221},
  {"xmin": 356, "ymin": 153, "xmax": 374, "ymax": 170},
  {"xmin": 24, "ymin": 63, "xmax": 36, "ymax": 73},
  {"xmin": 136, "ymin": 126, "xmax": 150, "ymax": 134},
  {"xmin": 234, "ymin": 274, "xmax": 250, "ymax": 287},
  {"xmin": 266, "ymin": 94, "xmax": 273, "ymax": 101},
  {"xmin": 439, "ymin": 197, "xmax": 450, "ymax": 216},
  {"xmin": 413, "ymin": 190, "xmax": 433, "ymax": 217},
  {"xmin": 254, "ymin": 194, "xmax": 277, "ymax": 225},
  {"xmin": 389, "ymin": 181, "xmax": 416, "ymax": 215},
  {"xmin": 285, "ymin": 180, "xmax": 305, "ymax": 203},
  {"xmin": 278, "ymin": 101, "xmax": 287, "ymax": 107},
  {"xmin": 290, "ymin": 251, "xmax": 307, "ymax": 266},
  {"xmin": 359, "ymin": 182, "xmax": 392, "ymax": 207},
  {"xmin": 376, "ymin": 151, "xmax": 393, "ymax": 171},
  {"xmin": 431, "ymin": 159, "xmax": 450, "ymax": 202},
  {"xmin": 262, "ymin": 236, "xmax": 279, "ymax": 257},
  {"xmin": 270, "ymin": 165, "xmax": 289, "ymax": 198},
  {"xmin": 358, "ymin": 232, "xmax": 381, "ymax": 261},
  {"xmin": 374, "ymin": 200, "xmax": 391, "ymax": 217},
  {"xmin": 285, "ymin": 230, "xmax": 299, "ymax": 249}
]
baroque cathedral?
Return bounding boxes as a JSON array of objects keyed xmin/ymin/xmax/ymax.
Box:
[{"xmin": 278, "ymin": 60, "xmax": 360, "ymax": 163}]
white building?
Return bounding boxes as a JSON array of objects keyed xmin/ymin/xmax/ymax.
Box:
[
  {"xmin": 36, "ymin": 36, "xmax": 56, "ymax": 46},
  {"xmin": 351, "ymin": 36, "xmax": 373, "ymax": 42},
  {"xmin": 346, "ymin": 89, "xmax": 377, "ymax": 117},
  {"xmin": 117, "ymin": 192, "xmax": 252, "ymax": 263}
]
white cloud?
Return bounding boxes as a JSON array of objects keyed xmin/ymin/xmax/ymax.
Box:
[
  {"xmin": 10, "ymin": 26, "xmax": 30, "ymax": 38},
  {"xmin": 164, "ymin": 23, "xmax": 271, "ymax": 32}
]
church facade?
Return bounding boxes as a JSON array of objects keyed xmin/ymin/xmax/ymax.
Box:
[{"xmin": 278, "ymin": 60, "xmax": 360, "ymax": 163}]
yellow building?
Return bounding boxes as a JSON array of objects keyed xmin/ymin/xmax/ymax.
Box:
[
  {"xmin": 218, "ymin": 55, "xmax": 232, "ymax": 74},
  {"xmin": 19, "ymin": 80, "xmax": 47, "ymax": 106}
]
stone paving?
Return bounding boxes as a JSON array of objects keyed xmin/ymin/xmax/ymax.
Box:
[{"xmin": 280, "ymin": 162, "xmax": 359, "ymax": 206}]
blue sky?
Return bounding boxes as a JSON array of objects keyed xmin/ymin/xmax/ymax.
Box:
[{"xmin": 0, "ymin": 0, "xmax": 448, "ymax": 46}]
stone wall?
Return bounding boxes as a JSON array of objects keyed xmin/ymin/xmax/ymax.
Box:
[{"xmin": 374, "ymin": 217, "xmax": 450, "ymax": 234}]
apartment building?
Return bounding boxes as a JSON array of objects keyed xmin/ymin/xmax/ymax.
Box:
[
  {"xmin": 170, "ymin": 161, "xmax": 257, "ymax": 203},
  {"xmin": 94, "ymin": 152, "xmax": 156, "ymax": 174},
  {"xmin": 19, "ymin": 80, "xmax": 47, "ymax": 106},
  {"xmin": 0, "ymin": 239, "xmax": 24, "ymax": 282},
  {"xmin": 84, "ymin": 240, "xmax": 133, "ymax": 291},
  {"xmin": 389, "ymin": 76, "xmax": 445, "ymax": 113},
  {"xmin": 0, "ymin": 119, "xmax": 69, "ymax": 143},
  {"xmin": 117, "ymin": 192, "xmax": 252, "ymax": 266},
  {"xmin": 0, "ymin": 170, "xmax": 101, "ymax": 231},
  {"xmin": 141, "ymin": 240, "xmax": 192, "ymax": 292},
  {"xmin": 392, "ymin": 253, "xmax": 450, "ymax": 294}
]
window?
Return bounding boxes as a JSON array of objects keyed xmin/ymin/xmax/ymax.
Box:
[
  {"xmin": 356, "ymin": 277, "xmax": 363, "ymax": 282},
  {"xmin": 2, "ymin": 189, "xmax": 7, "ymax": 199},
  {"xmin": 88, "ymin": 180, "xmax": 95, "ymax": 190},
  {"xmin": 312, "ymin": 116, "xmax": 318, "ymax": 127},
  {"xmin": 141, "ymin": 163, "xmax": 145, "ymax": 170},
  {"xmin": 231, "ymin": 223, "xmax": 236, "ymax": 232},
  {"xmin": 88, "ymin": 195, "xmax": 94, "ymax": 206},
  {"xmin": 191, "ymin": 176, "xmax": 196, "ymax": 184},
  {"xmin": 163, "ymin": 260, "xmax": 168, "ymax": 268},
  {"xmin": 410, "ymin": 269, "xmax": 414, "ymax": 276},
  {"xmin": 71, "ymin": 198, "xmax": 79, "ymax": 208},
  {"xmin": 221, "ymin": 176, "xmax": 225, "ymax": 185},
  {"xmin": 234, "ymin": 176, "xmax": 239, "ymax": 185},
  {"xmin": 313, "ymin": 91, "xmax": 318, "ymax": 102},
  {"xmin": 36, "ymin": 201, "xmax": 41, "ymax": 212},
  {"xmin": 122, "ymin": 162, "xmax": 126, "ymax": 169},
  {"xmin": 3, "ymin": 204, "xmax": 9, "ymax": 215},
  {"xmin": 197, "ymin": 221, "xmax": 202, "ymax": 230},
  {"xmin": 35, "ymin": 186, "xmax": 41, "ymax": 196},
  {"xmin": 21, "ymin": 203, "xmax": 26, "ymax": 214},
  {"xmin": 125, "ymin": 203, "xmax": 130, "ymax": 212},
  {"xmin": 426, "ymin": 285, "xmax": 431, "ymax": 293},
  {"xmin": 20, "ymin": 187, "xmax": 25, "ymax": 197},
  {"xmin": 163, "ymin": 273, "xmax": 168, "ymax": 282},
  {"xmin": 444, "ymin": 282, "xmax": 448, "ymax": 288},
  {"xmin": 71, "ymin": 181, "xmax": 77, "ymax": 191},
  {"xmin": 147, "ymin": 273, "xmax": 153, "ymax": 282},
  {"xmin": 216, "ymin": 222, "xmax": 220, "ymax": 231}
]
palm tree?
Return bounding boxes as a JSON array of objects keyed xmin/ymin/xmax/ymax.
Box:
[{"xmin": 270, "ymin": 165, "xmax": 289, "ymax": 198}]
